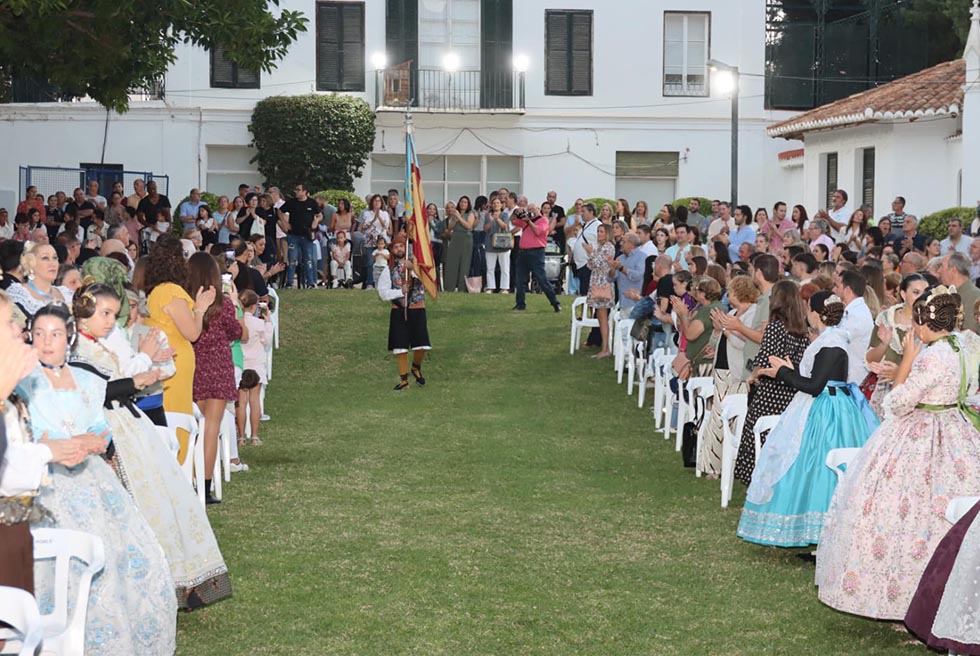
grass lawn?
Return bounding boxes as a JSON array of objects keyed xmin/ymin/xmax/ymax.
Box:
[{"xmin": 177, "ymin": 290, "xmax": 927, "ymax": 655}]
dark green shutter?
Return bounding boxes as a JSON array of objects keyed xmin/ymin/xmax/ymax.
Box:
[
  {"xmin": 545, "ymin": 10, "xmax": 592, "ymax": 96},
  {"xmin": 862, "ymin": 148, "xmax": 875, "ymax": 208},
  {"xmin": 317, "ymin": 2, "xmax": 365, "ymax": 91},
  {"xmin": 210, "ymin": 45, "xmax": 260, "ymax": 89},
  {"xmin": 481, "ymin": 0, "xmax": 513, "ymax": 108},
  {"xmin": 825, "ymin": 153, "xmax": 839, "ymax": 209},
  {"xmin": 386, "ymin": 0, "xmax": 418, "ymax": 105}
]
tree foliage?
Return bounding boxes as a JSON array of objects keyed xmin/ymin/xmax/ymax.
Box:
[
  {"xmin": 249, "ymin": 94, "xmax": 376, "ymax": 193},
  {"xmin": 918, "ymin": 206, "xmax": 975, "ymax": 240},
  {"xmin": 0, "ymin": 0, "xmax": 307, "ymax": 112}
]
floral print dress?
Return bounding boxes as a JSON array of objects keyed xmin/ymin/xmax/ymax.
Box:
[
  {"xmin": 586, "ymin": 241, "xmax": 615, "ymax": 310},
  {"xmin": 815, "ymin": 337, "xmax": 980, "ymax": 620}
]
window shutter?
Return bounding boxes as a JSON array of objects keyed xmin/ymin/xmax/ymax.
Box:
[
  {"xmin": 570, "ymin": 12, "xmax": 592, "ymax": 95},
  {"xmin": 616, "ymin": 152, "xmax": 680, "ymax": 178},
  {"xmin": 862, "ymin": 148, "xmax": 875, "ymax": 207},
  {"xmin": 825, "ymin": 153, "xmax": 839, "ymax": 209},
  {"xmin": 340, "ymin": 4, "xmax": 365, "ymax": 90},
  {"xmin": 211, "ymin": 46, "xmax": 235, "ymax": 87},
  {"xmin": 317, "ymin": 3, "xmax": 341, "ymax": 91},
  {"xmin": 545, "ymin": 12, "xmax": 570, "ymax": 94},
  {"xmin": 481, "ymin": 0, "xmax": 513, "ymax": 108},
  {"xmin": 386, "ymin": 0, "xmax": 418, "ymax": 104}
]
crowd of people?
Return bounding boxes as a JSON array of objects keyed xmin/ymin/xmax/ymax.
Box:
[
  {"xmin": 571, "ymin": 191, "xmax": 980, "ymax": 651},
  {"xmin": 0, "ymin": 179, "xmax": 286, "ymax": 654}
]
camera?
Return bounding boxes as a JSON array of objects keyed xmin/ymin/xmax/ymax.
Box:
[{"xmin": 513, "ymin": 208, "xmax": 529, "ymax": 220}]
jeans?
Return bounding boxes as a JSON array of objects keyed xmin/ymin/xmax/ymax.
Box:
[
  {"xmin": 515, "ymin": 248, "xmax": 559, "ymax": 309},
  {"xmin": 286, "ymin": 235, "xmax": 317, "ymax": 288}
]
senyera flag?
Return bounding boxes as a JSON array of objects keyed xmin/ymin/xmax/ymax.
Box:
[{"xmin": 404, "ymin": 129, "xmax": 438, "ymax": 299}]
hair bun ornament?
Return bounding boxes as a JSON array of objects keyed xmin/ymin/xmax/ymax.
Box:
[
  {"xmin": 825, "ymin": 294, "xmax": 843, "ymax": 305},
  {"xmin": 923, "ymin": 284, "xmax": 953, "ymax": 306},
  {"xmin": 81, "ymin": 275, "xmax": 97, "ymax": 287}
]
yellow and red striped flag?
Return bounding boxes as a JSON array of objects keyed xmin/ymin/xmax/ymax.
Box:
[{"xmin": 404, "ymin": 129, "xmax": 438, "ymax": 300}]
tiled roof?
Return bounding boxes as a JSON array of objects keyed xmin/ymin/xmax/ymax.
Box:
[
  {"xmin": 777, "ymin": 148, "xmax": 804, "ymax": 160},
  {"xmin": 768, "ymin": 59, "xmax": 964, "ymax": 139}
]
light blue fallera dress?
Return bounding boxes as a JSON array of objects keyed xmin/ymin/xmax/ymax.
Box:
[
  {"xmin": 737, "ymin": 327, "xmax": 879, "ymax": 548},
  {"xmin": 18, "ymin": 365, "xmax": 177, "ymax": 655}
]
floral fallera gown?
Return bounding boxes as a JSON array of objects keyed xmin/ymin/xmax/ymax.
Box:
[{"xmin": 815, "ymin": 336, "xmax": 980, "ymax": 620}]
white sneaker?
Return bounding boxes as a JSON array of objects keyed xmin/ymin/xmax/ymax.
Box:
[
  {"xmin": 260, "ymin": 414, "xmax": 271, "ymax": 421},
  {"xmin": 229, "ymin": 462, "xmax": 250, "ymax": 473}
]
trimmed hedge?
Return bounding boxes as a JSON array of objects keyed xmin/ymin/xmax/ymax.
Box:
[
  {"xmin": 313, "ymin": 189, "xmax": 367, "ymax": 215},
  {"xmin": 178, "ymin": 191, "xmax": 220, "ymax": 210},
  {"xmin": 918, "ymin": 207, "xmax": 975, "ymax": 240},
  {"xmin": 583, "ymin": 197, "xmax": 616, "ymax": 212}
]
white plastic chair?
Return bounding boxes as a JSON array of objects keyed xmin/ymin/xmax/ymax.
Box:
[
  {"xmin": 166, "ymin": 411, "xmax": 199, "ymax": 487},
  {"xmin": 685, "ymin": 377, "xmax": 715, "ymax": 476},
  {"xmin": 615, "ymin": 318, "xmax": 635, "ymax": 384},
  {"xmin": 825, "ymin": 448, "xmax": 863, "ymax": 485},
  {"xmin": 752, "ymin": 415, "xmax": 782, "ymax": 463},
  {"xmin": 191, "ymin": 404, "xmax": 233, "ymax": 503},
  {"xmin": 720, "ymin": 393, "xmax": 749, "ymax": 508},
  {"xmin": 676, "ymin": 376, "xmax": 713, "ymax": 453},
  {"xmin": 0, "ymin": 586, "xmax": 44, "ymax": 656},
  {"xmin": 632, "ymin": 341, "xmax": 651, "ymax": 407},
  {"xmin": 569, "ymin": 297, "xmax": 599, "ymax": 355},
  {"xmin": 650, "ymin": 349, "xmax": 672, "ymax": 430},
  {"xmin": 267, "ymin": 287, "xmax": 280, "ymax": 349},
  {"xmin": 946, "ymin": 496, "xmax": 980, "ymax": 524},
  {"xmin": 609, "ymin": 306, "xmax": 620, "ymax": 364},
  {"xmin": 31, "ymin": 528, "xmax": 106, "ymax": 656}
]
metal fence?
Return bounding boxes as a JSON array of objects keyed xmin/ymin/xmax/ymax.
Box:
[{"xmin": 17, "ymin": 166, "xmax": 169, "ymax": 201}]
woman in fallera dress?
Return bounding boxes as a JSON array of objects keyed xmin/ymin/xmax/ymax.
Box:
[
  {"xmin": 815, "ymin": 286, "xmax": 980, "ymax": 621},
  {"xmin": 737, "ymin": 291, "xmax": 879, "ymax": 547},
  {"xmin": 19, "ymin": 302, "xmax": 177, "ymax": 656}
]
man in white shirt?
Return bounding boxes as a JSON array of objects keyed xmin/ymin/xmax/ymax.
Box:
[
  {"xmin": 637, "ymin": 224, "xmax": 658, "ymax": 257},
  {"xmin": 835, "ymin": 269, "xmax": 874, "ymax": 384},
  {"xmin": 571, "ymin": 202, "xmax": 600, "ymax": 291},
  {"xmin": 664, "ymin": 224, "xmax": 693, "ymax": 271},
  {"xmin": 0, "ymin": 209, "xmax": 12, "ymax": 240},
  {"xmin": 84, "ymin": 180, "xmax": 107, "ymax": 210},
  {"xmin": 819, "ymin": 188, "xmax": 850, "ymax": 241},
  {"xmin": 940, "ymin": 218, "xmax": 973, "ymax": 256},
  {"xmin": 708, "ymin": 202, "xmax": 736, "ymax": 240}
]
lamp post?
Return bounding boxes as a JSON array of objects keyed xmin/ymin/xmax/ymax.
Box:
[
  {"xmin": 513, "ymin": 54, "xmax": 529, "ymax": 110},
  {"xmin": 371, "ymin": 52, "xmax": 387, "ymax": 108},
  {"xmin": 442, "ymin": 52, "xmax": 460, "ymax": 110},
  {"xmin": 707, "ymin": 58, "xmax": 740, "ymax": 208}
]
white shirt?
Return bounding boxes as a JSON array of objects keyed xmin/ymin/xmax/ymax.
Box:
[
  {"xmin": 572, "ymin": 219, "xmax": 600, "ymax": 268},
  {"xmin": 639, "ymin": 241, "xmax": 659, "ymax": 258},
  {"xmin": 103, "ymin": 325, "xmax": 153, "ymax": 377},
  {"xmin": 708, "ymin": 217, "xmax": 735, "ymax": 240},
  {"xmin": 840, "ymin": 296, "xmax": 873, "ymax": 384},
  {"xmin": 0, "ymin": 221, "xmax": 13, "ymax": 240},
  {"xmin": 85, "ymin": 194, "xmax": 108, "ymax": 208},
  {"xmin": 828, "ymin": 205, "xmax": 851, "ymax": 242},
  {"xmin": 940, "ymin": 236, "xmax": 973, "ymax": 256}
]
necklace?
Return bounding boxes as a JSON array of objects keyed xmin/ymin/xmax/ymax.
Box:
[
  {"xmin": 40, "ymin": 361, "xmax": 67, "ymax": 378},
  {"xmin": 27, "ymin": 281, "xmax": 53, "ymax": 299}
]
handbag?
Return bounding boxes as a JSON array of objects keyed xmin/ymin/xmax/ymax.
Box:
[
  {"xmin": 630, "ymin": 319, "xmax": 651, "ymax": 343},
  {"xmin": 671, "ymin": 341, "xmax": 710, "ymax": 382},
  {"xmin": 590, "ymin": 283, "xmax": 613, "ymax": 301},
  {"xmin": 681, "ymin": 393, "xmax": 706, "ymax": 468},
  {"xmin": 491, "ymin": 232, "xmax": 513, "ymax": 250}
]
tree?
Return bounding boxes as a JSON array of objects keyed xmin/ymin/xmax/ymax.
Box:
[
  {"xmin": 248, "ymin": 94, "xmax": 376, "ymax": 193},
  {"xmin": 0, "ymin": 0, "xmax": 307, "ymax": 112}
]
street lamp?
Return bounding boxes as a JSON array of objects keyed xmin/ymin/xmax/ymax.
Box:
[
  {"xmin": 443, "ymin": 52, "xmax": 460, "ymax": 110},
  {"xmin": 512, "ymin": 54, "xmax": 529, "ymax": 109},
  {"xmin": 707, "ymin": 58, "xmax": 740, "ymax": 209}
]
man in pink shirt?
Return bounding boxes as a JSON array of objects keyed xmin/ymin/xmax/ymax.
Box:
[
  {"xmin": 762, "ymin": 201, "xmax": 796, "ymax": 254},
  {"xmin": 511, "ymin": 203, "xmax": 561, "ymax": 313}
]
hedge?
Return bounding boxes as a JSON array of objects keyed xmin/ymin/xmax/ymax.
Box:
[
  {"xmin": 178, "ymin": 191, "xmax": 220, "ymax": 210},
  {"xmin": 313, "ymin": 189, "xmax": 367, "ymax": 215},
  {"xmin": 918, "ymin": 207, "xmax": 975, "ymax": 241},
  {"xmin": 672, "ymin": 197, "xmax": 713, "ymax": 213},
  {"xmin": 583, "ymin": 197, "xmax": 616, "ymax": 213}
]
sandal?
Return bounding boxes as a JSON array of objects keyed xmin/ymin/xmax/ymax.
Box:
[
  {"xmin": 411, "ymin": 364, "xmax": 426, "ymax": 387},
  {"xmin": 250, "ymin": 437, "xmax": 263, "ymax": 446},
  {"xmin": 237, "ymin": 437, "xmax": 246, "ymax": 447}
]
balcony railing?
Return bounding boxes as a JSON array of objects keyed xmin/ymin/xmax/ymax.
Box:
[
  {"xmin": 1, "ymin": 76, "xmax": 165, "ymax": 104},
  {"xmin": 375, "ymin": 63, "xmax": 525, "ymax": 113}
]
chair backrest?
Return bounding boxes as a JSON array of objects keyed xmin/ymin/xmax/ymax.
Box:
[
  {"xmin": 753, "ymin": 415, "xmax": 781, "ymax": 441},
  {"xmin": 31, "ymin": 528, "xmax": 106, "ymax": 654},
  {"xmin": 824, "ymin": 447, "xmax": 863, "ymax": 483},
  {"xmin": 945, "ymin": 496, "xmax": 980, "ymax": 524},
  {"xmin": 571, "ymin": 296, "xmax": 588, "ymax": 322},
  {"xmin": 166, "ymin": 411, "xmax": 198, "ymax": 479},
  {"xmin": 721, "ymin": 394, "xmax": 749, "ymax": 445},
  {"xmin": 0, "ymin": 585, "xmax": 44, "ymax": 656},
  {"xmin": 687, "ymin": 376, "xmax": 714, "ymax": 398}
]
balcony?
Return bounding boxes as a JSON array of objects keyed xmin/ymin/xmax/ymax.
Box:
[
  {"xmin": 375, "ymin": 62, "xmax": 525, "ymax": 114},
  {"xmin": 0, "ymin": 76, "xmax": 165, "ymax": 104}
]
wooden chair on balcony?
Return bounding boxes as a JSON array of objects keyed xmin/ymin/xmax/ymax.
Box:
[{"xmin": 383, "ymin": 61, "xmax": 412, "ymax": 107}]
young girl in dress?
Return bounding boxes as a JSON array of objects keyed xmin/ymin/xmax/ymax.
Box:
[
  {"xmin": 372, "ymin": 236, "xmax": 390, "ymax": 290},
  {"xmin": 816, "ymin": 286, "xmax": 980, "ymax": 620},
  {"xmin": 331, "ymin": 231, "xmax": 353, "ymax": 288}
]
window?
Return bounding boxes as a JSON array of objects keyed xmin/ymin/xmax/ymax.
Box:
[
  {"xmin": 664, "ymin": 12, "xmax": 709, "ymax": 97},
  {"xmin": 371, "ymin": 154, "xmax": 521, "ymax": 208},
  {"xmin": 316, "ymin": 2, "xmax": 366, "ymax": 91},
  {"xmin": 861, "ymin": 147, "xmax": 875, "ymax": 208},
  {"xmin": 615, "ymin": 152, "xmax": 679, "ymax": 211},
  {"xmin": 825, "ymin": 152, "xmax": 839, "ymax": 209},
  {"xmin": 545, "ymin": 10, "xmax": 592, "ymax": 96},
  {"xmin": 210, "ymin": 45, "xmax": 260, "ymax": 89}
]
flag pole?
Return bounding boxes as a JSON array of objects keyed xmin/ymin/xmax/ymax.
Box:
[{"xmin": 403, "ymin": 107, "xmax": 413, "ymax": 321}]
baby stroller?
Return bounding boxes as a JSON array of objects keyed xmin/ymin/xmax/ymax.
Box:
[{"xmin": 530, "ymin": 237, "xmax": 566, "ymax": 295}]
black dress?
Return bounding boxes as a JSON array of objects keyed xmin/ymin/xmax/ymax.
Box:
[{"xmin": 734, "ymin": 319, "xmax": 809, "ymax": 485}]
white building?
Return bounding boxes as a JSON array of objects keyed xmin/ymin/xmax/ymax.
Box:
[
  {"xmin": 0, "ymin": 0, "xmax": 801, "ymax": 212},
  {"xmin": 768, "ymin": 2, "xmax": 980, "ymax": 219}
]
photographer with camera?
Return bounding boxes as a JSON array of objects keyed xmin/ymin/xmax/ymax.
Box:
[{"xmin": 511, "ymin": 203, "xmax": 561, "ymax": 313}]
